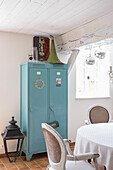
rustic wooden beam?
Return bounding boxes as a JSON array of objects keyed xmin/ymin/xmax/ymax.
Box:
[{"xmin": 56, "ymin": 11, "xmax": 113, "ymax": 51}]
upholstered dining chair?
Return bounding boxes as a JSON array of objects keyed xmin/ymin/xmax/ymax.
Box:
[
  {"xmin": 42, "ymin": 123, "xmax": 100, "ymax": 170},
  {"xmin": 85, "ymin": 105, "xmax": 112, "ymax": 124}
]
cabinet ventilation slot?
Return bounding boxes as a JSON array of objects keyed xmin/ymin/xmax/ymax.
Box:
[{"xmin": 32, "ymin": 64, "xmax": 45, "ymax": 67}]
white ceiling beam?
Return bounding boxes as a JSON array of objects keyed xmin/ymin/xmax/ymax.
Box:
[{"xmin": 55, "ymin": 11, "xmax": 113, "ymax": 51}]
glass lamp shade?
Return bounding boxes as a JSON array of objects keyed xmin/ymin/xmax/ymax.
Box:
[
  {"xmin": 86, "ymin": 56, "xmax": 95, "ymax": 65},
  {"xmin": 95, "ymin": 51, "xmax": 106, "ymax": 59}
]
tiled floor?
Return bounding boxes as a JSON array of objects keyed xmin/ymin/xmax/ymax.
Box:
[
  {"xmin": 0, "ymin": 143, "xmax": 105, "ymax": 170},
  {"xmin": 0, "ymin": 153, "xmax": 49, "ymax": 170}
]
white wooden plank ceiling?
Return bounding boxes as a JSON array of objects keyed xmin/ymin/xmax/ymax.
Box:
[
  {"xmin": 0, "ymin": 0, "xmax": 113, "ymax": 35},
  {"xmin": 0, "ymin": 0, "xmax": 113, "ymax": 49}
]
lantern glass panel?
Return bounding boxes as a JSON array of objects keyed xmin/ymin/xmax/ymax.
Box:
[{"xmin": 7, "ymin": 140, "xmax": 18, "ymax": 152}]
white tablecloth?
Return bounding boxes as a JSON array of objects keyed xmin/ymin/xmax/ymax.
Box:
[{"xmin": 74, "ymin": 123, "xmax": 113, "ymax": 170}]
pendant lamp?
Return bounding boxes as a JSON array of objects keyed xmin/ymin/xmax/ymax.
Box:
[
  {"xmin": 86, "ymin": 49, "xmax": 95, "ymax": 65},
  {"xmin": 95, "ymin": 51, "xmax": 106, "ymax": 59},
  {"xmin": 86, "ymin": 56, "xmax": 95, "ymax": 65},
  {"xmin": 46, "ymin": 36, "xmax": 62, "ymax": 64}
]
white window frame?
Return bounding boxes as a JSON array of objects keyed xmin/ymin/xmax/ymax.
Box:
[{"xmin": 76, "ymin": 45, "xmax": 110, "ymax": 99}]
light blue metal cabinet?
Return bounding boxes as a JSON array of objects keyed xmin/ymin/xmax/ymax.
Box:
[{"xmin": 20, "ymin": 63, "xmax": 68, "ymax": 161}]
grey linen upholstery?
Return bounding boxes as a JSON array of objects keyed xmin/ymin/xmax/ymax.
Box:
[
  {"xmin": 42, "ymin": 123, "xmax": 101, "ymax": 170},
  {"xmin": 85, "ymin": 105, "xmax": 111, "ymax": 124},
  {"xmin": 43, "ymin": 129, "xmax": 61, "ymax": 163},
  {"xmin": 90, "ymin": 106, "xmax": 109, "ymax": 123}
]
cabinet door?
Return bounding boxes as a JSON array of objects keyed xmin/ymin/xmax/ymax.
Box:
[
  {"xmin": 49, "ymin": 69, "xmax": 67, "ymax": 138},
  {"xmin": 29, "ymin": 68, "xmax": 48, "ymax": 153}
]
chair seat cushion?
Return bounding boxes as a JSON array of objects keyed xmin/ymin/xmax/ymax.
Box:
[{"xmin": 66, "ymin": 160, "xmax": 95, "ymax": 170}]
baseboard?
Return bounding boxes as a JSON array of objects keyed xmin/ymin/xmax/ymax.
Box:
[
  {"xmin": 0, "ymin": 153, "xmax": 6, "ymax": 158},
  {"xmin": 0, "ymin": 142, "xmax": 75, "ymax": 158}
]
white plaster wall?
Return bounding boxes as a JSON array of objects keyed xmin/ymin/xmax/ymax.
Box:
[
  {"xmin": 0, "ymin": 30, "xmax": 113, "ymax": 154},
  {"xmin": 0, "ymin": 31, "xmax": 33, "ymax": 153},
  {"xmin": 68, "ymin": 45, "xmax": 113, "ymax": 142}
]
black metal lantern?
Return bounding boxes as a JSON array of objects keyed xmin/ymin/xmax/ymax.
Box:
[{"xmin": 1, "ymin": 116, "xmax": 24, "ymax": 162}]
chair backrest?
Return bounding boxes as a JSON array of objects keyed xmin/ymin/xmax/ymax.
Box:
[
  {"xmin": 42, "ymin": 123, "xmax": 67, "ymax": 170},
  {"xmin": 88, "ymin": 105, "xmax": 111, "ymax": 124}
]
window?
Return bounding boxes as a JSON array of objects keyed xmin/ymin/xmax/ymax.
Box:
[{"xmin": 76, "ymin": 44, "xmax": 111, "ymax": 99}]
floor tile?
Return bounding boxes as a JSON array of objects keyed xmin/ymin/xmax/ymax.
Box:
[
  {"xmin": 7, "ymin": 168, "xmax": 18, "ymax": 170},
  {"xmin": 4, "ymin": 163, "xmax": 17, "ymax": 169},
  {"xmin": 20, "ymin": 156, "xmax": 26, "ymax": 161},
  {"xmin": 0, "ymin": 158, "xmax": 9, "ymax": 163},
  {"xmin": 31, "ymin": 168, "xmax": 42, "ymax": 170},
  {"xmin": 15, "ymin": 162, "xmax": 29, "ymax": 169},
  {"xmin": 19, "ymin": 168, "xmax": 30, "ymax": 170},
  {"xmin": 25, "ymin": 162, "xmax": 41, "ymax": 169},
  {"xmin": 0, "ymin": 163, "xmax": 5, "ymax": 168},
  {"xmin": 34, "ymin": 160, "xmax": 49, "ymax": 168}
]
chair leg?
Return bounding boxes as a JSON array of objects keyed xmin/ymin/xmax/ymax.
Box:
[
  {"xmin": 93, "ymin": 158, "xmax": 100, "ymax": 170},
  {"xmin": 104, "ymin": 166, "xmax": 106, "ymax": 170},
  {"xmin": 88, "ymin": 159, "xmax": 91, "ymax": 164}
]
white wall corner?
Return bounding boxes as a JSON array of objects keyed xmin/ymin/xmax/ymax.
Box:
[{"xmin": 68, "ymin": 50, "xmax": 79, "ymax": 74}]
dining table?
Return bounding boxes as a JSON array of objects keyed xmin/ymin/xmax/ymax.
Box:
[{"xmin": 74, "ymin": 123, "xmax": 113, "ymax": 170}]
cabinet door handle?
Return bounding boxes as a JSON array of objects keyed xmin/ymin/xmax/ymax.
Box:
[
  {"xmin": 49, "ymin": 106, "xmax": 54, "ymax": 112},
  {"xmin": 50, "ymin": 105, "xmax": 54, "ymax": 111}
]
